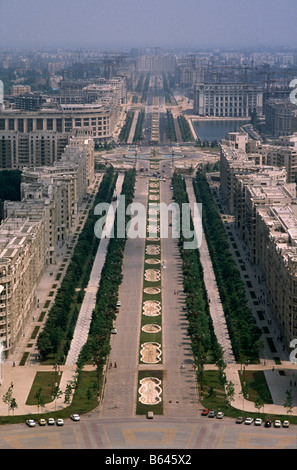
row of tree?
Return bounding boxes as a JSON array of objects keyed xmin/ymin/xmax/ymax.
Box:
[
  {"xmin": 37, "ymin": 167, "xmax": 117, "ymax": 361},
  {"xmin": 192, "ymin": 170, "xmax": 263, "ymax": 361}
]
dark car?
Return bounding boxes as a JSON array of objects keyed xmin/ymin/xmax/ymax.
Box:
[
  {"xmin": 208, "ymin": 411, "xmax": 216, "ymax": 418},
  {"xmin": 264, "ymin": 420, "xmax": 272, "ymax": 428}
]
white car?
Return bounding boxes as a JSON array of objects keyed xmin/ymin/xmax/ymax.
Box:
[
  {"xmin": 274, "ymin": 420, "xmax": 281, "ymax": 428},
  {"xmin": 216, "ymin": 412, "xmax": 224, "ymax": 419},
  {"xmin": 111, "ymin": 328, "xmax": 117, "ymax": 334},
  {"xmin": 282, "ymin": 420, "xmax": 290, "ymax": 428},
  {"xmin": 47, "ymin": 417, "xmax": 55, "ymax": 425},
  {"xmin": 116, "ymin": 300, "xmax": 121, "ymax": 307},
  {"xmin": 244, "ymin": 417, "xmax": 254, "ymax": 425},
  {"xmin": 70, "ymin": 414, "xmax": 80, "ymax": 421},
  {"xmin": 254, "ymin": 418, "xmax": 262, "ymax": 426},
  {"xmin": 26, "ymin": 419, "xmax": 36, "ymax": 427},
  {"xmin": 56, "ymin": 418, "xmax": 64, "ymax": 426}
]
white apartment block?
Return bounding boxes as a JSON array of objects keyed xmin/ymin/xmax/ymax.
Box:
[{"xmin": 194, "ymin": 82, "xmax": 263, "ymax": 117}]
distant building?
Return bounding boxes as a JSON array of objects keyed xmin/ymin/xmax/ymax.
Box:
[{"xmin": 220, "ymin": 137, "xmax": 297, "ymax": 345}]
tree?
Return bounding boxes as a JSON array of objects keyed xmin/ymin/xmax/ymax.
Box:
[
  {"xmin": 2, "ymin": 386, "xmax": 13, "ymax": 415},
  {"xmin": 35, "ymin": 387, "xmax": 46, "ymax": 413},
  {"xmin": 64, "ymin": 383, "xmax": 73, "ymax": 405},
  {"xmin": 283, "ymin": 389, "xmax": 294, "ymax": 415},
  {"xmin": 89, "ymin": 333, "xmax": 111, "ymax": 384},
  {"xmin": 9, "ymin": 397, "xmax": 18, "ymax": 415},
  {"xmin": 225, "ymin": 381, "xmax": 235, "ymax": 406}
]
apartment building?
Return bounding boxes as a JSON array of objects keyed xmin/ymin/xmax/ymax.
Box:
[
  {"xmin": 193, "ymin": 82, "xmax": 263, "ymax": 117},
  {"xmin": 228, "ymin": 131, "xmax": 297, "ymax": 184},
  {"xmin": 0, "ymin": 132, "xmax": 94, "ymax": 357},
  {"xmin": 0, "ymin": 130, "xmax": 69, "ymax": 169},
  {"xmin": 136, "ymin": 54, "xmax": 176, "ymax": 73}
]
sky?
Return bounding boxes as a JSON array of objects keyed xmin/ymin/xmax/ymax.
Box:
[{"xmin": 0, "ymin": 0, "xmax": 296, "ymax": 50}]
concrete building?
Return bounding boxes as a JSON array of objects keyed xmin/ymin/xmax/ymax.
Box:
[
  {"xmin": 219, "ymin": 138, "xmax": 297, "ymax": 346},
  {"xmin": 193, "ymin": 82, "xmax": 263, "ymax": 117},
  {"xmin": 264, "ymin": 99, "xmax": 297, "ymax": 137},
  {"xmin": 0, "ymin": 131, "xmax": 70, "ymax": 169}
]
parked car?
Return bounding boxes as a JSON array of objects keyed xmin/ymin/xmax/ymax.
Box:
[
  {"xmin": 201, "ymin": 408, "xmax": 209, "ymax": 416},
  {"xmin": 111, "ymin": 328, "xmax": 117, "ymax": 334},
  {"xmin": 208, "ymin": 411, "xmax": 216, "ymax": 418},
  {"xmin": 216, "ymin": 412, "xmax": 224, "ymax": 419},
  {"xmin": 147, "ymin": 411, "xmax": 154, "ymax": 419},
  {"xmin": 236, "ymin": 416, "xmax": 244, "ymax": 424},
  {"xmin": 274, "ymin": 420, "xmax": 281, "ymax": 428},
  {"xmin": 282, "ymin": 420, "xmax": 290, "ymax": 428},
  {"xmin": 116, "ymin": 300, "xmax": 121, "ymax": 307},
  {"xmin": 47, "ymin": 417, "xmax": 55, "ymax": 425},
  {"xmin": 70, "ymin": 414, "xmax": 80, "ymax": 421},
  {"xmin": 38, "ymin": 418, "xmax": 46, "ymax": 426},
  {"xmin": 56, "ymin": 418, "xmax": 64, "ymax": 426},
  {"xmin": 264, "ymin": 419, "xmax": 272, "ymax": 428},
  {"xmin": 254, "ymin": 418, "xmax": 262, "ymax": 426},
  {"xmin": 244, "ymin": 417, "xmax": 254, "ymax": 425},
  {"xmin": 26, "ymin": 419, "xmax": 36, "ymax": 427}
]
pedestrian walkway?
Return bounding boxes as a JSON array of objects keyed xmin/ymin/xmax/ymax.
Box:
[
  {"xmin": 6, "ymin": 174, "xmax": 102, "ymax": 368},
  {"xmin": 66, "ymin": 174, "xmax": 124, "ymax": 365},
  {"xmin": 186, "ymin": 180, "xmax": 236, "ymax": 364}
]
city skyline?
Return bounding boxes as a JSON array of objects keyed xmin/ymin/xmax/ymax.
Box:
[{"xmin": 0, "ymin": 0, "xmax": 297, "ymax": 50}]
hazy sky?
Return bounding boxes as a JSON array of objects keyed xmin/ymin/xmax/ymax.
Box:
[{"xmin": 0, "ymin": 0, "xmax": 296, "ymax": 50}]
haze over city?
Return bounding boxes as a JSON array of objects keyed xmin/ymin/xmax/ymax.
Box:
[{"xmin": 1, "ymin": 0, "xmax": 297, "ymax": 50}]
